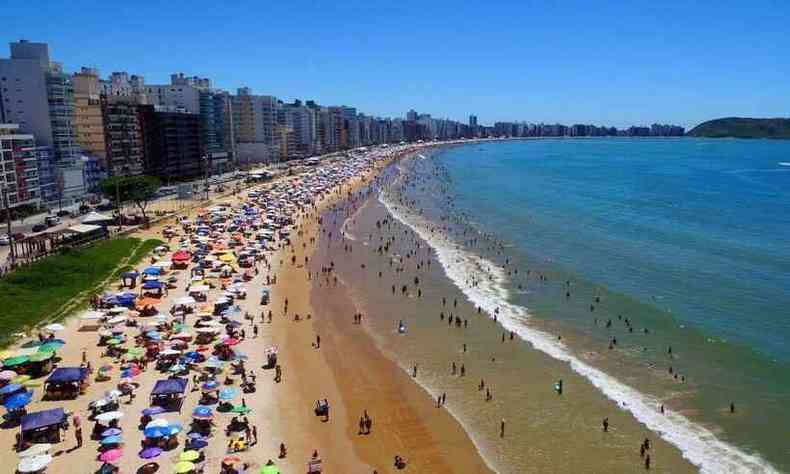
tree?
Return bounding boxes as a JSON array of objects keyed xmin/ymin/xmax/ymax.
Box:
[{"xmin": 100, "ymin": 175, "xmax": 160, "ymax": 225}]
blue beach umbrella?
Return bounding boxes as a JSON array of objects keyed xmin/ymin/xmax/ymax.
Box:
[
  {"xmin": 101, "ymin": 435, "xmax": 123, "ymax": 445},
  {"xmin": 201, "ymin": 380, "xmax": 219, "ymax": 391},
  {"xmin": 188, "ymin": 439, "xmax": 208, "ymax": 449},
  {"xmin": 142, "ymin": 406, "xmax": 165, "ymax": 417},
  {"xmin": 183, "ymin": 351, "xmax": 201, "ymax": 359},
  {"xmin": 3, "ymin": 391, "xmax": 32, "ymax": 410},
  {"xmin": 0, "ymin": 383, "xmax": 23, "ymax": 395},
  {"xmin": 192, "ymin": 406, "xmax": 213, "ymax": 419},
  {"xmin": 143, "ymin": 427, "xmax": 169, "ymax": 438},
  {"xmin": 218, "ymin": 387, "xmax": 238, "ymax": 401},
  {"xmin": 101, "ymin": 428, "xmax": 122, "ymax": 437}
]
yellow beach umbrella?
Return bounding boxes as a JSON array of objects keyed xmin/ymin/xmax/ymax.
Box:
[
  {"xmin": 179, "ymin": 450, "xmax": 199, "ymax": 462},
  {"xmin": 173, "ymin": 461, "xmax": 195, "ymax": 473}
]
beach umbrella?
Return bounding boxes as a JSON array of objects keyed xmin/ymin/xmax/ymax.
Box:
[
  {"xmin": 144, "ymin": 427, "xmax": 169, "ymax": 438},
  {"xmin": 0, "ymin": 370, "xmax": 17, "ymax": 380},
  {"xmin": 2, "ymin": 355, "xmax": 29, "ymax": 367},
  {"xmin": 101, "ymin": 435, "xmax": 123, "ymax": 445},
  {"xmin": 142, "ymin": 406, "xmax": 165, "ymax": 416},
  {"xmin": 260, "ymin": 464, "xmax": 280, "ymax": 474},
  {"xmin": 218, "ymin": 387, "xmax": 238, "ymax": 401},
  {"xmin": 4, "ymin": 391, "xmax": 33, "ymax": 410},
  {"xmin": 15, "ymin": 347, "xmax": 39, "ymax": 357},
  {"xmin": 179, "ymin": 451, "xmax": 200, "ymax": 462},
  {"xmin": 17, "ymin": 454, "xmax": 52, "ymax": 473},
  {"xmin": 192, "ymin": 406, "xmax": 213, "ymax": 419},
  {"xmin": 222, "ymin": 456, "xmax": 241, "ymax": 465},
  {"xmin": 231, "ymin": 405, "xmax": 252, "ymax": 414},
  {"xmin": 0, "ymin": 383, "xmax": 23, "ymax": 395},
  {"xmin": 101, "ymin": 428, "xmax": 123, "ymax": 437},
  {"xmin": 17, "ymin": 443, "xmax": 51, "ymax": 458},
  {"xmin": 11, "ymin": 375, "xmax": 31, "ymax": 385},
  {"xmin": 186, "ymin": 439, "xmax": 208, "ymax": 450},
  {"xmin": 45, "ymin": 323, "xmax": 65, "ymax": 332},
  {"xmin": 121, "ymin": 366, "xmax": 141, "ymax": 378},
  {"xmin": 95, "ymin": 411, "xmax": 124, "ymax": 423},
  {"xmin": 20, "ymin": 341, "xmax": 41, "ymax": 349},
  {"xmin": 146, "ymin": 418, "xmax": 169, "ymax": 429},
  {"xmin": 28, "ymin": 351, "xmax": 54, "ymax": 363},
  {"xmin": 222, "ymin": 338, "xmax": 240, "ymax": 346},
  {"xmin": 99, "ymin": 448, "xmax": 123, "ymax": 463},
  {"xmin": 106, "ymin": 338, "xmax": 123, "ymax": 346},
  {"xmin": 173, "ymin": 461, "xmax": 195, "ymax": 473},
  {"xmin": 166, "ymin": 424, "xmax": 183, "ymax": 436},
  {"xmin": 38, "ymin": 341, "xmax": 64, "ymax": 352},
  {"xmin": 139, "ymin": 447, "xmax": 162, "ymax": 459}
]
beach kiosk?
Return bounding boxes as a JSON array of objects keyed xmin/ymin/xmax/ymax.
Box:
[
  {"xmin": 120, "ymin": 271, "xmax": 139, "ymax": 288},
  {"xmin": 141, "ymin": 280, "xmax": 165, "ymax": 297},
  {"xmin": 43, "ymin": 367, "xmax": 89, "ymax": 400},
  {"xmin": 20, "ymin": 408, "xmax": 66, "ymax": 447},
  {"xmin": 150, "ymin": 378, "xmax": 188, "ymax": 413}
]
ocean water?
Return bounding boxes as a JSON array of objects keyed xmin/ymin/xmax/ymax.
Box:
[{"xmin": 374, "ymin": 139, "xmax": 790, "ymax": 472}]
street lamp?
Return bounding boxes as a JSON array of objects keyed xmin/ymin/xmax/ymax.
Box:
[
  {"xmin": 1, "ymin": 183, "xmax": 15, "ymax": 266},
  {"xmin": 202, "ymin": 154, "xmax": 210, "ymax": 201}
]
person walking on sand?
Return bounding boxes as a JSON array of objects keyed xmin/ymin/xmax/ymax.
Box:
[
  {"xmin": 73, "ymin": 412, "xmax": 83, "ymax": 448},
  {"xmin": 500, "ymin": 419, "xmax": 506, "ymax": 438},
  {"xmin": 645, "ymin": 454, "xmax": 651, "ymax": 470},
  {"xmin": 602, "ymin": 417, "xmax": 609, "ymax": 432},
  {"xmin": 316, "ymin": 334, "xmax": 321, "ymax": 349}
]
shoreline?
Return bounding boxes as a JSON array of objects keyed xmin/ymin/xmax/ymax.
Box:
[{"xmin": 374, "ymin": 150, "xmax": 779, "ymax": 473}]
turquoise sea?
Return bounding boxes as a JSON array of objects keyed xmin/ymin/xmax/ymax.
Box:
[{"xmin": 403, "ymin": 138, "xmax": 790, "ymax": 471}]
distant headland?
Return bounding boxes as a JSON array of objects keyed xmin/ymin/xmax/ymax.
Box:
[{"xmin": 687, "ymin": 117, "xmax": 790, "ymax": 139}]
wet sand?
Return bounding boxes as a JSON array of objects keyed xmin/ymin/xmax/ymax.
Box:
[
  {"xmin": 319, "ymin": 167, "xmax": 699, "ymax": 473},
  {"xmin": 271, "ymin": 166, "xmax": 493, "ymax": 473}
]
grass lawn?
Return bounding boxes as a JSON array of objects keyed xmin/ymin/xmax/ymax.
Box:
[{"xmin": 0, "ymin": 237, "xmax": 162, "ymax": 345}]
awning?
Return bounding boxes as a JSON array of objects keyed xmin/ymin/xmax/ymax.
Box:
[
  {"xmin": 81, "ymin": 211, "xmax": 112, "ymax": 224},
  {"xmin": 21, "ymin": 408, "xmax": 65, "ymax": 432},
  {"xmin": 150, "ymin": 378, "xmax": 187, "ymax": 396},
  {"xmin": 142, "ymin": 281, "xmax": 163, "ymax": 290},
  {"xmin": 65, "ymin": 224, "xmax": 102, "ymax": 234},
  {"xmin": 45, "ymin": 367, "xmax": 88, "ymax": 384}
]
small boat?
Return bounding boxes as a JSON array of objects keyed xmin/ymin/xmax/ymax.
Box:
[{"xmin": 397, "ymin": 320, "xmax": 407, "ymax": 334}]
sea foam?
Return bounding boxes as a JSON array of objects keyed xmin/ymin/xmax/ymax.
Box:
[{"xmin": 379, "ymin": 179, "xmax": 778, "ymax": 474}]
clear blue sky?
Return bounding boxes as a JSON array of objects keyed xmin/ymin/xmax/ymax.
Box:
[{"xmin": 3, "ymin": 0, "xmax": 789, "ymax": 129}]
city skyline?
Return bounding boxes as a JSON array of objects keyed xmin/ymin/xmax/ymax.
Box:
[{"xmin": 4, "ymin": 0, "xmax": 788, "ymax": 129}]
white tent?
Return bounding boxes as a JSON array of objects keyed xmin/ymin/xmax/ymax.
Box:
[{"xmin": 81, "ymin": 211, "xmax": 113, "ymax": 224}]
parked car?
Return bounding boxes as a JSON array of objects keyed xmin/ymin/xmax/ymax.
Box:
[
  {"xmin": 32, "ymin": 223, "xmax": 47, "ymax": 233},
  {"xmin": 0, "ymin": 235, "xmax": 9, "ymax": 245},
  {"xmin": 56, "ymin": 210, "xmax": 70, "ymax": 217},
  {"xmin": 11, "ymin": 232, "xmax": 26, "ymax": 242},
  {"xmin": 45, "ymin": 216, "xmax": 61, "ymax": 226}
]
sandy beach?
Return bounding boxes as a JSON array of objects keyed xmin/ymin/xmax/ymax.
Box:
[{"xmin": 0, "ymin": 142, "xmax": 495, "ymax": 474}]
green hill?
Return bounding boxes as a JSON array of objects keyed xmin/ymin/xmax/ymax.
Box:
[{"xmin": 687, "ymin": 117, "xmax": 790, "ymax": 139}]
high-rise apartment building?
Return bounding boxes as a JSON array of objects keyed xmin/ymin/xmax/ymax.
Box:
[
  {"xmin": 72, "ymin": 67, "xmax": 106, "ymax": 161},
  {"xmin": 0, "ymin": 41, "xmax": 79, "ymax": 164},
  {"xmin": 0, "ymin": 124, "xmax": 40, "ymax": 208},
  {"xmin": 102, "ymin": 97, "xmax": 144, "ymax": 176},
  {"xmin": 138, "ymin": 105, "xmax": 202, "ymax": 182}
]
